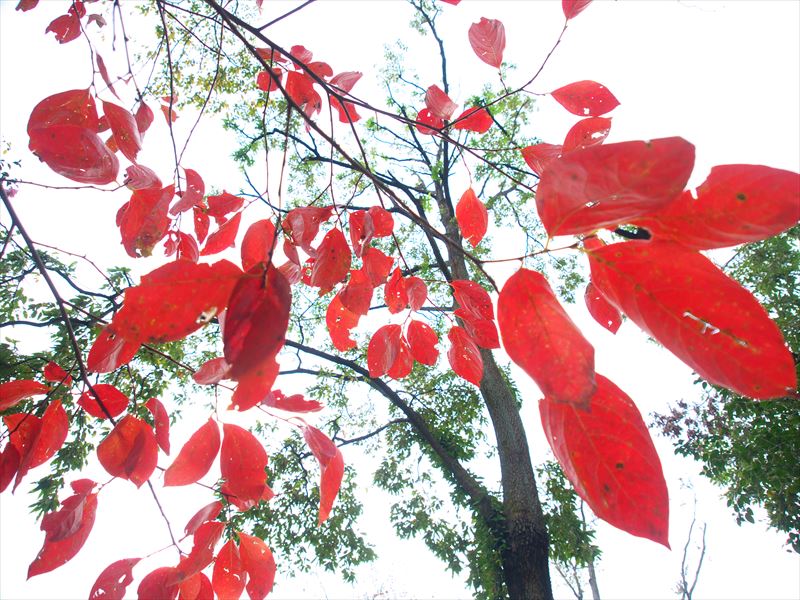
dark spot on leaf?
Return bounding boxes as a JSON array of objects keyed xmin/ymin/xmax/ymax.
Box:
[
  {"xmin": 736, "ymin": 193, "xmax": 746, "ymax": 201},
  {"xmin": 616, "ymin": 462, "xmax": 624, "ymax": 469}
]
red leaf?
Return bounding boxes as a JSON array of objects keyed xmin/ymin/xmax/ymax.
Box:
[
  {"xmin": 447, "ymin": 326, "xmax": 483, "ymax": 386},
  {"xmin": 326, "ymin": 293, "xmax": 360, "ymax": 351},
  {"xmin": 368, "ymin": 206, "xmax": 394, "ymax": 237},
  {"xmin": 45, "ymin": 12, "xmax": 81, "ymax": 44},
  {"xmin": 498, "ymin": 269, "xmax": 595, "ymax": 406},
  {"xmin": 563, "ymin": 0, "xmax": 593, "ymax": 20},
  {"xmin": 193, "ymin": 357, "xmax": 231, "ymax": 385},
  {"xmin": 207, "ymin": 192, "xmax": 244, "ymax": 219},
  {"xmin": 0, "ymin": 380, "xmax": 49, "ymax": 411},
  {"xmin": 404, "ymin": 276, "xmax": 427, "ymax": 312},
  {"xmin": 89, "ymin": 558, "xmax": 141, "ymax": 600},
  {"xmin": 200, "ymin": 212, "xmax": 242, "ymax": 256},
  {"xmin": 96, "ymin": 53, "xmax": 119, "ymax": 100},
  {"xmin": 135, "ymin": 102, "xmax": 154, "ymax": 136},
  {"xmin": 536, "ymin": 137, "xmax": 695, "ymax": 237},
  {"xmin": 14, "ymin": 400, "xmax": 68, "ymax": 490},
  {"xmin": 363, "ymin": 247, "xmax": 393, "ymax": 286},
  {"xmin": 521, "ymin": 143, "xmax": 562, "ymax": 177},
  {"xmin": 111, "ymin": 259, "xmax": 242, "ymax": 344},
  {"xmin": 238, "ymin": 533, "xmax": 277, "ymax": 600},
  {"xmin": 585, "ymin": 281, "xmax": 622, "ymax": 334},
  {"xmin": 387, "ymin": 337, "xmax": 413, "ymax": 380},
  {"xmin": 384, "ymin": 268, "xmax": 408, "ymax": 314},
  {"xmin": 29, "ymin": 125, "xmax": 119, "ymax": 185},
  {"xmin": 16, "ymin": 0, "xmax": 39, "ymax": 11},
  {"xmin": 229, "ymin": 357, "xmax": 279, "ymax": 412},
  {"xmin": 451, "ymin": 280, "xmax": 494, "ymax": 322},
  {"xmin": 309, "ymin": 228, "xmax": 351, "ymax": 294},
  {"xmin": 407, "ymin": 320, "xmax": 439, "ymax": 366},
  {"xmin": 1, "ymin": 443, "xmax": 20, "ymax": 493},
  {"xmin": 541, "ymin": 374, "xmax": 669, "ymax": 546},
  {"xmin": 179, "ymin": 572, "xmax": 213, "ymax": 600},
  {"xmin": 241, "ymin": 220, "xmax": 277, "ymax": 271},
  {"xmin": 263, "ymin": 390, "xmax": 323, "ymax": 413},
  {"xmin": 283, "ymin": 205, "xmax": 334, "ymax": 254},
  {"xmin": 137, "ymin": 567, "xmax": 180, "ymax": 600},
  {"xmin": 367, "ymin": 324, "xmax": 402, "ymax": 378},
  {"xmin": 339, "ymin": 269, "xmax": 374, "ymax": 316},
  {"xmin": 146, "ymin": 398, "xmax": 170, "ymax": 455},
  {"xmin": 194, "ymin": 207, "xmax": 210, "ymax": 244},
  {"xmin": 78, "ymin": 384, "xmax": 129, "ymax": 419},
  {"xmin": 451, "ymin": 106, "xmax": 493, "ymax": 133},
  {"xmin": 456, "ymin": 309, "xmax": 500, "ymax": 350},
  {"xmin": 633, "ymin": 165, "xmax": 800, "ymax": 249},
  {"xmin": 425, "ymin": 85, "xmax": 457, "ymax": 121},
  {"xmin": 285, "ymin": 71, "xmax": 321, "ymax": 118},
  {"xmin": 468, "ymin": 18, "xmax": 506, "ymax": 68},
  {"xmin": 161, "ymin": 103, "xmax": 179, "ymax": 124},
  {"xmin": 27, "ymin": 90, "xmax": 98, "ymax": 134},
  {"xmin": 175, "ymin": 521, "xmax": 225, "ymax": 583},
  {"xmin": 87, "ymin": 326, "xmax": 140, "ymax": 373},
  {"xmin": 455, "ymin": 187, "xmax": 488, "ymax": 248},
  {"xmin": 184, "ymin": 500, "xmax": 224, "ymax": 537},
  {"xmin": 164, "ymin": 418, "xmax": 220, "ymax": 487},
  {"xmin": 118, "ymin": 185, "xmax": 173, "ymax": 257},
  {"xmin": 588, "ymin": 241, "xmax": 797, "ymax": 399},
  {"xmin": 102, "ymin": 101, "xmax": 142, "ymax": 163},
  {"xmin": 97, "ymin": 416, "xmax": 158, "ymax": 487},
  {"xmin": 302, "ymin": 426, "xmax": 344, "ymax": 523},
  {"xmin": 415, "ymin": 108, "xmax": 444, "ymax": 135},
  {"xmin": 329, "ymin": 71, "xmax": 363, "ymax": 123},
  {"xmin": 552, "ymin": 80, "xmax": 619, "ymax": 117},
  {"xmin": 171, "ymin": 169, "xmax": 205, "ymax": 215},
  {"xmin": 256, "ymin": 69, "xmax": 282, "ymax": 93},
  {"xmin": 220, "ymin": 424, "xmax": 270, "ymax": 511},
  {"xmin": 562, "ymin": 116, "xmax": 611, "ymax": 153},
  {"xmin": 348, "ymin": 210, "xmax": 374, "ymax": 258},
  {"xmin": 28, "ymin": 483, "xmax": 98, "ymax": 578},
  {"xmin": 212, "ymin": 540, "xmax": 245, "ymax": 600},
  {"xmin": 124, "ymin": 164, "xmax": 162, "ymax": 191}
]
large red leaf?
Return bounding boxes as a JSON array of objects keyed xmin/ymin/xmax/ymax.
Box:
[
  {"xmin": 0, "ymin": 380, "xmax": 49, "ymax": 411},
  {"xmin": 117, "ymin": 185, "xmax": 173, "ymax": 258},
  {"xmin": 111, "ymin": 260, "xmax": 242, "ymax": 344},
  {"xmin": 175, "ymin": 521, "xmax": 225, "ymax": 583},
  {"xmin": 45, "ymin": 11, "xmax": 81, "ymax": 44},
  {"xmin": 29, "ymin": 125, "xmax": 119, "ymax": 185},
  {"xmin": 241, "ymin": 220, "xmax": 277, "ymax": 271},
  {"xmin": 563, "ymin": 0, "xmax": 593, "ymax": 19},
  {"xmin": 137, "ymin": 567, "xmax": 180, "ymax": 600},
  {"xmin": 102, "ymin": 101, "xmax": 142, "ymax": 163},
  {"xmin": 455, "ymin": 187, "xmax": 488, "ymax": 248},
  {"xmin": 14, "ymin": 400, "xmax": 68, "ymax": 490},
  {"xmin": 326, "ymin": 293, "xmax": 360, "ymax": 351},
  {"xmin": 551, "ymin": 80, "xmax": 619, "ymax": 117},
  {"xmin": 200, "ymin": 212, "xmax": 242, "ymax": 257},
  {"xmin": 339, "ymin": 269, "xmax": 374, "ymax": 316},
  {"xmin": 367, "ymin": 324, "xmax": 402, "ymax": 378},
  {"xmin": 468, "ymin": 18, "xmax": 505, "ymax": 68},
  {"xmin": 562, "ymin": 116, "xmax": 611, "ymax": 153},
  {"xmin": 447, "ymin": 326, "xmax": 483, "ymax": 386},
  {"xmin": 170, "ymin": 169, "xmax": 206, "ymax": 215},
  {"xmin": 86, "ymin": 326, "xmax": 140, "ymax": 373},
  {"xmin": 97, "ymin": 416, "xmax": 158, "ymax": 487},
  {"xmin": 237, "ymin": 533, "xmax": 276, "ymax": 600},
  {"xmin": 302, "ymin": 425, "xmax": 345, "ymax": 523},
  {"xmin": 28, "ymin": 480, "xmax": 98, "ymax": 578},
  {"xmin": 78, "ymin": 383, "xmax": 129, "ymax": 419},
  {"xmin": 451, "ymin": 106, "xmax": 493, "ymax": 134},
  {"xmin": 536, "ymin": 137, "xmax": 695, "ymax": 237},
  {"xmin": 415, "ymin": 108, "xmax": 444, "ymax": 135},
  {"xmin": 135, "ymin": 102, "xmax": 154, "ymax": 136},
  {"xmin": 229, "ymin": 357, "xmax": 279, "ymax": 412},
  {"xmin": 309, "ymin": 228, "xmax": 351, "ymax": 294},
  {"xmin": 178, "ymin": 572, "xmax": 213, "ymax": 600},
  {"xmin": 584, "ymin": 281, "xmax": 622, "ymax": 334},
  {"xmin": 407, "ymin": 320, "xmax": 439, "ymax": 366},
  {"xmin": 451, "ymin": 280, "xmax": 494, "ymax": 321},
  {"xmin": 367, "ymin": 206, "xmax": 394, "ymax": 237},
  {"xmin": 633, "ymin": 165, "xmax": 800, "ymax": 249},
  {"xmin": 220, "ymin": 424, "xmax": 270, "ymax": 511},
  {"xmin": 27, "ymin": 90, "xmax": 98, "ymax": 135},
  {"xmin": 541, "ymin": 374, "xmax": 669, "ymax": 546},
  {"xmin": 404, "ymin": 276, "xmax": 427, "ymax": 312},
  {"xmin": 521, "ymin": 143, "xmax": 562, "ymax": 177},
  {"xmin": 498, "ymin": 269, "xmax": 595, "ymax": 406},
  {"xmin": 384, "ymin": 268, "xmax": 408, "ymax": 314},
  {"xmin": 456, "ymin": 309, "xmax": 500, "ymax": 350},
  {"xmin": 207, "ymin": 192, "xmax": 244, "ymax": 218},
  {"xmin": 164, "ymin": 418, "xmax": 220, "ymax": 486},
  {"xmin": 89, "ymin": 557, "xmax": 141, "ymax": 600},
  {"xmin": 424, "ymin": 85, "xmax": 457, "ymax": 121},
  {"xmin": 212, "ymin": 540, "xmax": 245, "ymax": 600},
  {"xmin": 588, "ymin": 241, "xmax": 797, "ymax": 399},
  {"xmin": 184, "ymin": 501, "xmax": 224, "ymax": 537}
]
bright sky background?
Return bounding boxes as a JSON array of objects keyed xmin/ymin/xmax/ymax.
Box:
[{"xmin": 1, "ymin": 1, "xmax": 799, "ymax": 599}]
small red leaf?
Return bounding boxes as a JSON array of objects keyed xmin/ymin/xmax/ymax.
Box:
[
  {"xmin": 384, "ymin": 268, "xmax": 408, "ymax": 314},
  {"xmin": 521, "ymin": 143, "xmax": 562, "ymax": 177},
  {"xmin": 97, "ymin": 416, "xmax": 158, "ymax": 487},
  {"xmin": 164, "ymin": 418, "xmax": 220, "ymax": 487},
  {"xmin": 282, "ymin": 206, "xmax": 333, "ymax": 254},
  {"xmin": 1, "ymin": 443, "xmax": 20, "ymax": 493},
  {"xmin": 135, "ymin": 102, "xmax": 154, "ymax": 136},
  {"xmin": 0, "ymin": 380, "xmax": 49, "ymax": 411},
  {"xmin": 241, "ymin": 220, "xmax": 277, "ymax": 271},
  {"xmin": 447, "ymin": 326, "xmax": 483, "ymax": 386},
  {"xmin": 407, "ymin": 320, "xmax": 439, "ymax": 366},
  {"xmin": 339, "ymin": 269, "xmax": 374, "ymax": 316},
  {"xmin": 102, "ymin": 101, "xmax": 142, "ymax": 163},
  {"xmin": 124, "ymin": 164, "xmax": 162, "ymax": 190},
  {"xmin": 14, "ymin": 400, "xmax": 68, "ymax": 490},
  {"xmin": 89, "ymin": 558, "xmax": 141, "ymax": 600},
  {"xmin": 238, "ymin": 533, "xmax": 277, "ymax": 600},
  {"xmin": 404, "ymin": 276, "xmax": 427, "ymax": 312},
  {"xmin": 455, "ymin": 187, "xmax": 488, "ymax": 248},
  {"xmin": 171, "ymin": 169, "xmax": 205, "ymax": 215},
  {"xmin": 425, "ymin": 85, "xmax": 457, "ymax": 121},
  {"xmin": 145, "ymin": 398, "xmax": 171, "ymax": 455},
  {"xmin": 175, "ymin": 521, "xmax": 225, "ymax": 583},
  {"xmin": 415, "ymin": 108, "xmax": 444, "ymax": 135},
  {"xmin": 45, "ymin": 12, "xmax": 81, "ymax": 44},
  {"xmin": 468, "ymin": 18, "xmax": 505, "ymax": 69},
  {"xmin": 16, "ymin": 0, "xmax": 39, "ymax": 12},
  {"xmin": 200, "ymin": 212, "xmax": 242, "ymax": 256},
  {"xmin": 184, "ymin": 501, "xmax": 224, "ymax": 537},
  {"xmin": 179, "ymin": 572, "xmax": 213, "ymax": 600},
  {"xmin": 562, "ymin": 116, "xmax": 611, "ymax": 153},
  {"xmin": 256, "ymin": 69, "xmax": 282, "ymax": 93},
  {"xmin": 86, "ymin": 326, "xmax": 140, "ymax": 373},
  {"xmin": 118, "ymin": 185, "xmax": 173, "ymax": 258},
  {"xmin": 326, "ymin": 293, "xmax": 360, "ymax": 351},
  {"xmin": 207, "ymin": 192, "xmax": 244, "ymax": 219},
  {"xmin": 193, "ymin": 357, "xmax": 231, "ymax": 385},
  {"xmin": 363, "ymin": 247, "xmax": 393, "ymax": 286},
  {"xmin": 585, "ymin": 281, "xmax": 622, "ymax": 334},
  {"xmin": 367, "ymin": 324, "xmax": 402, "ymax": 378},
  {"xmin": 302, "ymin": 426, "xmax": 345, "ymax": 524},
  {"xmin": 213, "ymin": 540, "xmax": 245, "ymax": 600},
  {"xmin": 78, "ymin": 384, "xmax": 129, "ymax": 419},
  {"xmin": 563, "ymin": 0, "xmax": 593, "ymax": 20},
  {"xmin": 552, "ymin": 80, "xmax": 619, "ymax": 117},
  {"xmin": 194, "ymin": 207, "xmax": 210, "ymax": 244},
  {"xmin": 263, "ymin": 390, "xmax": 323, "ymax": 413},
  {"xmin": 451, "ymin": 280, "xmax": 494, "ymax": 322},
  {"xmin": 220, "ymin": 424, "xmax": 270, "ymax": 511},
  {"xmin": 368, "ymin": 206, "xmax": 394, "ymax": 237},
  {"xmin": 309, "ymin": 228, "xmax": 351, "ymax": 294},
  {"xmin": 451, "ymin": 106, "xmax": 493, "ymax": 133}
]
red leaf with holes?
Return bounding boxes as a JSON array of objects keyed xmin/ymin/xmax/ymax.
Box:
[
  {"xmin": 340, "ymin": 269, "xmax": 374, "ymax": 315},
  {"xmin": 171, "ymin": 169, "xmax": 205, "ymax": 215},
  {"xmin": 521, "ymin": 143, "xmax": 562, "ymax": 177},
  {"xmin": 415, "ymin": 108, "xmax": 444, "ymax": 135},
  {"xmin": 238, "ymin": 533, "xmax": 277, "ymax": 600},
  {"xmin": 164, "ymin": 418, "xmax": 220, "ymax": 486},
  {"xmin": 498, "ymin": 269, "xmax": 595, "ymax": 406},
  {"xmin": 89, "ymin": 558, "xmax": 141, "ymax": 600},
  {"xmin": 145, "ymin": 398, "xmax": 170, "ymax": 455},
  {"xmin": 29, "ymin": 125, "xmax": 119, "ymax": 184},
  {"xmin": 368, "ymin": 324, "xmax": 402, "ymax": 378},
  {"xmin": 425, "ymin": 85, "xmax": 457, "ymax": 121},
  {"xmin": 552, "ymin": 80, "xmax": 619, "ymax": 117},
  {"xmin": 563, "ymin": 0, "xmax": 593, "ymax": 19},
  {"xmin": 124, "ymin": 164, "xmax": 162, "ymax": 190},
  {"xmin": 452, "ymin": 106, "xmax": 493, "ymax": 134},
  {"xmin": 137, "ymin": 567, "xmax": 180, "ymax": 600},
  {"xmin": 1, "ymin": 443, "xmax": 20, "ymax": 493},
  {"xmin": 326, "ymin": 293, "xmax": 360, "ymax": 351},
  {"xmin": 0, "ymin": 380, "xmax": 49, "ymax": 411},
  {"xmin": 175, "ymin": 521, "xmax": 225, "ymax": 583},
  {"xmin": 468, "ymin": 18, "xmax": 505, "ymax": 68},
  {"xmin": 97, "ymin": 416, "xmax": 158, "ymax": 487},
  {"xmin": 309, "ymin": 228, "xmax": 351, "ymax": 294},
  {"xmin": 387, "ymin": 337, "xmax": 413, "ymax": 380},
  {"xmin": 111, "ymin": 259, "xmax": 242, "ymax": 344},
  {"xmin": 384, "ymin": 268, "xmax": 408, "ymax": 314},
  {"xmin": 263, "ymin": 390, "xmax": 323, "ymax": 413},
  {"xmin": 118, "ymin": 185, "xmax": 173, "ymax": 257},
  {"xmin": 193, "ymin": 357, "xmax": 231, "ymax": 385},
  {"xmin": 405, "ymin": 276, "xmax": 427, "ymax": 311},
  {"xmin": 229, "ymin": 357, "xmax": 279, "ymax": 412},
  {"xmin": 302, "ymin": 426, "xmax": 344, "ymax": 523},
  {"xmin": 194, "ymin": 207, "xmax": 210, "ymax": 244},
  {"xmin": 102, "ymin": 101, "xmax": 142, "ymax": 163},
  {"xmin": 349, "ymin": 210, "xmax": 374, "ymax": 258},
  {"xmin": 536, "ymin": 137, "xmax": 695, "ymax": 237},
  {"xmin": 456, "ymin": 187, "xmax": 488, "ymax": 248},
  {"xmin": 224, "ymin": 266, "xmax": 291, "ymax": 379},
  {"xmin": 363, "ymin": 247, "xmax": 393, "ymax": 286},
  {"xmin": 207, "ymin": 192, "xmax": 244, "ymax": 219},
  {"xmin": 78, "ymin": 384, "xmax": 129, "ymax": 419},
  {"xmin": 27, "ymin": 90, "xmax": 98, "ymax": 134},
  {"xmin": 541, "ymin": 374, "xmax": 669, "ymax": 546},
  {"xmin": 563, "ymin": 117, "xmax": 611, "ymax": 153},
  {"xmin": 46, "ymin": 12, "xmax": 81, "ymax": 44},
  {"xmin": 28, "ymin": 480, "xmax": 98, "ymax": 578},
  {"xmin": 241, "ymin": 220, "xmax": 277, "ymax": 271},
  {"xmin": 87, "ymin": 326, "xmax": 140, "ymax": 373},
  {"xmin": 447, "ymin": 326, "xmax": 483, "ymax": 386},
  {"xmin": 213, "ymin": 540, "xmax": 245, "ymax": 600},
  {"xmin": 407, "ymin": 320, "xmax": 439, "ymax": 366},
  {"xmin": 633, "ymin": 165, "xmax": 800, "ymax": 249},
  {"xmin": 283, "ymin": 206, "xmax": 334, "ymax": 253},
  {"xmin": 220, "ymin": 424, "xmax": 270, "ymax": 511},
  {"xmin": 13, "ymin": 400, "xmax": 68, "ymax": 490},
  {"xmin": 585, "ymin": 281, "xmax": 622, "ymax": 334},
  {"xmin": 184, "ymin": 501, "xmax": 224, "ymax": 537},
  {"xmin": 200, "ymin": 212, "xmax": 242, "ymax": 256},
  {"xmin": 588, "ymin": 241, "xmax": 796, "ymax": 399},
  {"xmin": 135, "ymin": 102, "xmax": 154, "ymax": 135}
]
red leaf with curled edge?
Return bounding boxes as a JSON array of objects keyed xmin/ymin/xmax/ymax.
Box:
[
  {"xmin": 97, "ymin": 416, "xmax": 158, "ymax": 487},
  {"xmin": 349, "ymin": 210, "xmax": 374, "ymax": 258},
  {"xmin": 384, "ymin": 268, "xmax": 408, "ymax": 314},
  {"xmin": 16, "ymin": 0, "xmax": 39, "ymax": 11},
  {"xmin": 263, "ymin": 390, "xmax": 323, "ymax": 413},
  {"xmin": 78, "ymin": 384, "xmax": 129, "ymax": 419},
  {"xmin": 283, "ymin": 205, "xmax": 334, "ymax": 254},
  {"xmin": 102, "ymin": 101, "xmax": 142, "ymax": 163},
  {"xmin": 175, "ymin": 521, "xmax": 225, "ymax": 584},
  {"xmin": 329, "ymin": 71, "xmax": 363, "ymax": 124},
  {"xmin": 137, "ymin": 567, "xmax": 180, "ymax": 600},
  {"xmin": 179, "ymin": 571, "xmax": 213, "ymax": 600},
  {"xmin": 28, "ymin": 480, "xmax": 98, "ymax": 578},
  {"xmin": 4, "ymin": 413, "xmax": 40, "ymax": 477},
  {"xmin": 29, "ymin": 125, "xmax": 119, "ymax": 184},
  {"xmin": 585, "ymin": 281, "xmax": 622, "ymax": 334},
  {"xmin": 301, "ymin": 425, "xmax": 344, "ymax": 524},
  {"xmin": 563, "ymin": 0, "xmax": 593, "ymax": 20},
  {"xmin": 456, "ymin": 309, "xmax": 500, "ymax": 350},
  {"xmin": 340, "ymin": 269, "xmax": 374, "ymax": 315},
  {"xmin": 193, "ymin": 357, "xmax": 231, "ymax": 385},
  {"xmin": 164, "ymin": 418, "xmax": 220, "ymax": 487},
  {"xmin": 456, "ymin": 187, "xmax": 488, "ymax": 248},
  {"xmin": 468, "ymin": 18, "xmax": 506, "ymax": 69},
  {"xmin": 498, "ymin": 268, "xmax": 596, "ymax": 406},
  {"xmin": 305, "ymin": 61, "xmax": 333, "ymax": 79},
  {"xmin": 452, "ymin": 106, "xmax": 493, "ymax": 134},
  {"xmin": 229, "ymin": 357, "xmax": 279, "ymax": 412},
  {"xmin": 118, "ymin": 185, "xmax": 173, "ymax": 257},
  {"xmin": 425, "ymin": 85, "xmax": 457, "ymax": 121},
  {"xmin": 407, "ymin": 320, "xmax": 439, "ymax": 366},
  {"xmin": 213, "ymin": 540, "xmax": 245, "ymax": 600},
  {"xmin": 146, "ymin": 398, "xmax": 170, "ymax": 455},
  {"xmin": 255, "ymin": 47, "xmax": 288, "ymax": 64},
  {"xmin": 14, "ymin": 400, "xmax": 68, "ymax": 490},
  {"xmin": 124, "ymin": 164, "xmax": 162, "ymax": 190},
  {"xmin": 194, "ymin": 207, "xmax": 210, "ymax": 244},
  {"xmin": 256, "ymin": 68, "xmax": 282, "ymax": 93},
  {"xmin": 176, "ymin": 232, "xmax": 200, "ymax": 263},
  {"xmin": 238, "ymin": 533, "xmax": 277, "ymax": 600},
  {"xmin": 46, "ymin": 12, "xmax": 81, "ymax": 44},
  {"xmin": 363, "ymin": 247, "xmax": 393, "ymax": 286},
  {"xmin": 207, "ymin": 192, "xmax": 244, "ymax": 219},
  {"xmin": 633, "ymin": 165, "xmax": 800, "ymax": 249},
  {"xmin": 135, "ymin": 102, "xmax": 154, "ymax": 136},
  {"xmin": 588, "ymin": 241, "xmax": 797, "ymax": 399},
  {"xmin": 220, "ymin": 424, "xmax": 271, "ymax": 511},
  {"xmin": 89, "ymin": 558, "xmax": 141, "ymax": 600},
  {"xmin": 562, "ymin": 116, "xmax": 611, "ymax": 153},
  {"xmin": 0, "ymin": 380, "xmax": 49, "ymax": 411},
  {"xmin": 552, "ymin": 80, "xmax": 619, "ymax": 117},
  {"xmin": 368, "ymin": 206, "xmax": 394, "ymax": 237},
  {"xmin": 241, "ymin": 220, "xmax": 277, "ymax": 271},
  {"xmin": 521, "ymin": 143, "xmax": 562, "ymax": 177},
  {"xmin": 368, "ymin": 324, "xmax": 402, "ymax": 378},
  {"xmin": 326, "ymin": 293, "xmax": 360, "ymax": 351},
  {"xmin": 1, "ymin": 443, "xmax": 20, "ymax": 493},
  {"xmin": 388, "ymin": 337, "xmax": 413, "ymax": 380},
  {"xmin": 185, "ymin": 501, "xmax": 224, "ymax": 537},
  {"xmin": 451, "ymin": 280, "xmax": 494, "ymax": 321},
  {"xmin": 405, "ymin": 276, "xmax": 427, "ymax": 312},
  {"xmin": 536, "ymin": 137, "xmax": 695, "ymax": 237},
  {"xmin": 447, "ymin": 326, "xmax": 483, "ymax": 386},
  {"xmin": 415, "ymin": 108, "xmax": 444, "ymax": 135},
  {"xmin": 171, "ymin": 169, "xmax": 205, "ymax": 215},
  {"xmin": 200, "ymin": 212, "xmax": 242, "ymax": 256},
  {"xmin": 28, "ymin": 90, "xmax": 98, "ymax": 135},
  {"xmin": 87, "ymin": 326, "xmax": 140, "ymax": 373},
  {"xmin": 310, "ymin": 228, "xmax": 351, "ymax": 294},
  {"xmin": 96, "ymin": 54, "xmax": 120, "ymax": 99},
  {"xmin": 111, "ymin": 259, "xmax": 242, "ymax": 345},
  {"xmin": 541, "ymin": 374, "xmax": 669, "ymax": 546}
]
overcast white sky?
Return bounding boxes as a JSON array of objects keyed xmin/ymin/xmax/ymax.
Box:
[{"xmin": 1, "ymin": 1, "xmax": 799, "ymax": 599}]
